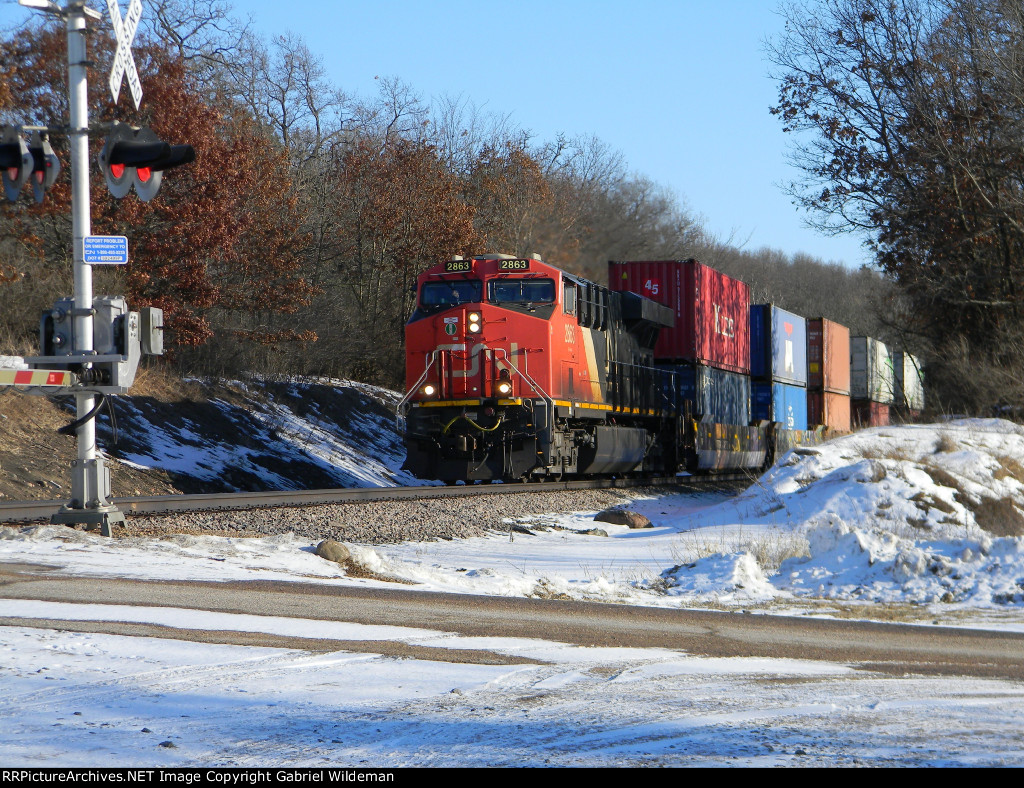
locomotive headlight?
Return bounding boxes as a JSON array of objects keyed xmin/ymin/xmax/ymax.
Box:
[
  {"xmin": 496, "ymin": 380, "xmax": 513, "ymax": 395},
  {"xmin": 468, "ymin": 312, "xmax": 482, "ymax": 333},
  {"xmin": 421, "ymin": 384, "xmax": 436, "ymax": 396},
  {"xmin": 468, "ymin": 323, "xmax": 481, "ymax": 333}
]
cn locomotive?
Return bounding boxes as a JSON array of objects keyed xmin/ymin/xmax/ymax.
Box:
[{"xmin": 398, "ymin": 253, "xmax": 782, "ymax": 483}]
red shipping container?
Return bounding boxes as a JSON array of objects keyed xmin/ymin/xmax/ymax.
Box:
[
  {"xmin": 852, "ymin": 399, "xmax": 890, "ymax": 428},
  {"xmin": 807, "ymin": 389, "xmax": 851, "ymax": 432},
  {"xmin": 609, "ymin": 259, "xmax": 750, "ymax": 373},
  {"xmin": 807, "ymin": 318, "xmax": 851, "ymax": 394}
]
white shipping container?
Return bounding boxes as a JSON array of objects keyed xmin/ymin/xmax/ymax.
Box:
[
  {"xmin": 893, "ymin": 351, "xmax": 925, "ymax": 411},
  {"xmin": 850, "ymin": 336, "xmax": 894, "ymax": 404}
]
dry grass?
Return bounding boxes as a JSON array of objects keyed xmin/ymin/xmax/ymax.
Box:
[
  {"xmin": 917, "ymin": 457, "xmax": 1024, "ymax": 535},
  {"xmin": 972, "ymin": 496, "xmax": 1024, "ymax": 537},
  {"xmin": 875, "ymin": 446, "xmax": 912, "ymax": 462},
  {"xmin": 934, "ymin": 432, "xmax": 960, "ymax": 453},
  {"xmin": 529, "ymin": 579, "xmax": 574, "ymax": 601},
  {"xmin": 910, "ymin": 491, "xmax": 956, "ymax": 515},
  {"xmin": 672, "ymin": 529, "xmax": 809, "ymax": 574},
  {"xmin": 919, "ymin": 462, "xmax": 967, "ymax": 501},
  {"xmin": 994, "ymin": 455, "xmax": 1024, "ymax": 484},
  {"xmin": 0, "ymin": 388, "xmax": 70, "ymax": 435},
  {"xmin": 130, "ymin": 364, "xmax": 207, "ymax": 402}
]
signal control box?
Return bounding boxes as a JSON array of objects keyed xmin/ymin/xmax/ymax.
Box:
[{"xmin": 34, "ymin": 296, "xmax": 163, "ymax": 394}]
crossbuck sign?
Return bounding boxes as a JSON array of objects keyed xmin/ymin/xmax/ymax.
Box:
[{"xmin": 107, "ymin": 0, "xmax": 143, "ymax": 109}]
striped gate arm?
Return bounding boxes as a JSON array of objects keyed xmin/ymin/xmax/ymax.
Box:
[{"xmin": 0, "ymin": 369, "xmax": 76, "ymax": 388}]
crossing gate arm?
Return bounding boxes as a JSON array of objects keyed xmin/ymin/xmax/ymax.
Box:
[{"xmin": 0, "ymin": 368, "xmax": 78, "ymax": 389}]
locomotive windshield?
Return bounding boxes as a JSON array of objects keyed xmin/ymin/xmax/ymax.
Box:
[
  {"xmin": 488, "ymin": 278, "xmax": 555, "ymax": 305},
  {"xmin": 420, "ymin": 279, "xmax": 483, "ymax": 308}
]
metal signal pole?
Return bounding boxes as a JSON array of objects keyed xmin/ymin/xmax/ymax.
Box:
[{"xmin": 62, "ymin": 3, "xmax": 125, "ymax": 532}]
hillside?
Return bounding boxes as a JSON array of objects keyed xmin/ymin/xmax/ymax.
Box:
[{"xmin": 0, "ymin": 366, "xmax": 419, "ymax": 502}]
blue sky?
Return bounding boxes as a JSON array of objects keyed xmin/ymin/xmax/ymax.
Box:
[{"xmin": 1, "ymin": 0, "xmax": 872, "ymax": 268}]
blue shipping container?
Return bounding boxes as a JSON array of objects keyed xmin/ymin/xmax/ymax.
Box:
[
  {"xmin": 752, "ymin": 381, "xmax": 809, "ymax": 430},
  {"xmin": 749, "ymin": 305, "xmax": 808, "ymax": 386},
  {"xmin": 661, "ymin": 363, "xmax": 750, "ymax": 425}
]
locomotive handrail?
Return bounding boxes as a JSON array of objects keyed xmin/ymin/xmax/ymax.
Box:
[
  {"xmin": 396, "ymin": 350, "xmax": 439, "ymax": 426},
  {"xmin": 491, "ymin": 347, "xmax": 554, "ymax": 443}
]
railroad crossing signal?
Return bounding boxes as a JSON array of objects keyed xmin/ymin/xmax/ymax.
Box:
[
  {"xmin": 28, "ymin": 131, "xmax": 61, "ymax": 202},
  {"xmin": 0, "ymin": 127, "xmax": 62, "ymax": 202},
  {"xmin": 0, "ymin": 126, "xmax": 32, "ymax": 201},
  {"xmin": 107, "ymin": 0, "xmax": 143, "ymax": 109},
  {"xmin": 98, "ymin": 121, "xmax": 195, "ymax": 201}
]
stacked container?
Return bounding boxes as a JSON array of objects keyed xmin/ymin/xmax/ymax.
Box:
[
  {"xmin": 806, "ymin": 318, "xmax": 851, "ymax": 432},
  {"xmin": 850, "ymin": 336, "xmax": 894, "ymax": 427},
  {"xmin": 749, "ymin": 304, "xmax": 808, "ymax": 430},
  {"xmin": 609, "ymin": 259, "xmax": 750, "ymax": 424},
  {"xmin": 892, "ymin": 351, "xmax": 925, "ymax": 420}
]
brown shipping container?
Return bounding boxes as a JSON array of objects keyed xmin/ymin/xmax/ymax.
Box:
[
  {"xmin": 852, "ymin": 399, "xmax": 890, "ymax": 428},
  {"xmin": 807, "ymin": 389, "xmax": 851, "ymax": 432},
  {"xmin": 807, "ymin": 318, "xmax": 851, "ymax": 394},
  {"xmin": 608, "ymin": 260, "xmax": 750, "ymax": 373}
]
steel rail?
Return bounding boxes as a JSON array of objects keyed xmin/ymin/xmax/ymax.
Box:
[{"xmin": 0, "ymin": 473, "xmax": 752, "ymax": 524}]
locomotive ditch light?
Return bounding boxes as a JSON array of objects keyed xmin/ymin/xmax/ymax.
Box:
[
  {"xmin": 421, "ymin": 384, "xmax": 436, "ymax": 396},
  {"xmin": 495, "ymin": 368, "xmax": 512, "ymax": 395}
]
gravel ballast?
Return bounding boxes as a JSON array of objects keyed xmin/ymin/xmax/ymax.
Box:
[{"xmin": 121, "ymin": 488, "xmax": 673, "ymax": 544}]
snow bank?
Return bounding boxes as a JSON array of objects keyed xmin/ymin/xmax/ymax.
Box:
[
  {"xmin": 740, "ymin": 419, "xmax": 1024, "ymax": 539},
  {"xmin": 659, "ymin": 552, "xmax": 779, "ymax": 602},
  {"xmin": 777, "ymin": 519, "xmax": 1024, "ymax": 606},
  {"xmin": 717, "ymin": 419, "xmax": 1024, "ymax": 607}
]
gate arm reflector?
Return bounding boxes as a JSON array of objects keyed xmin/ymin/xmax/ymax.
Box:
[{"xmin": 0, "ymin": 368, "xmax": 78, "ymax": 388}]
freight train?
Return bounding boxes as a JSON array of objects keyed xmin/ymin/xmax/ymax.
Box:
[{"xmin": 398, "ymin": 253, "xmax": 823, "ymax": 483}]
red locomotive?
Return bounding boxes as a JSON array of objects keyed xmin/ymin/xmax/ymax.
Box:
[{"xmin": 399, "ymin": 253, "xmax": 681, "ymax": 482}]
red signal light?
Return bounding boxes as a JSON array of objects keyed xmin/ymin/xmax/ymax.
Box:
[{"xmin": 98, "ymin": 122, "xmax": 195, "ymax": 201}]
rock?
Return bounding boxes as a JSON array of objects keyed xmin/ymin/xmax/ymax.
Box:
[
  {"xmin": 580, "ymin": 528, "xmax": 609, "ymax": 537},
  {"xmin": 315, "ymin": 539, "xmax": 351, "ymax": 565},
  {"xmin": 158, "ymin": 741, "xmax": 177, "ymax": 749},
  {"xmin": 594, "ymin": 509, "xmax": 652, "ymax": 529}
]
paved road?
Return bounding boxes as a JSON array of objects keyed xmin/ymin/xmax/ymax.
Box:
[{"xmin": 3, "ymin": 563, "xmax": 1023, "ymax": 679}]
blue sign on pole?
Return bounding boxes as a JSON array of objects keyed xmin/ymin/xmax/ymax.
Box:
[{"xmin": 83, "ymin": 235, "xmax": 129, "ymax": 265}]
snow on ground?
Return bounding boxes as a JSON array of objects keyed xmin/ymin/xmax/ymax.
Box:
[
  {"xmin": 0, "ymin": 355, "xmax": 28, "ymax": 370},
  {"xmin": 6, "ymin": 419, "xmax": 1024, "ymax": 764},
  {"xmin": 3, "ymin": 605, "xmax": 1024, "ymax": 766}
]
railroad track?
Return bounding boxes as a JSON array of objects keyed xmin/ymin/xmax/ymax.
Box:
[{"xmin": 0, "ymin": 473, "xmax": 752, "ymax": 524}]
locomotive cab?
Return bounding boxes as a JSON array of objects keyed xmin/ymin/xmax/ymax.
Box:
[{"xmin": 399, "ymin": 254, "xmax": 677, "ymax": 483}]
